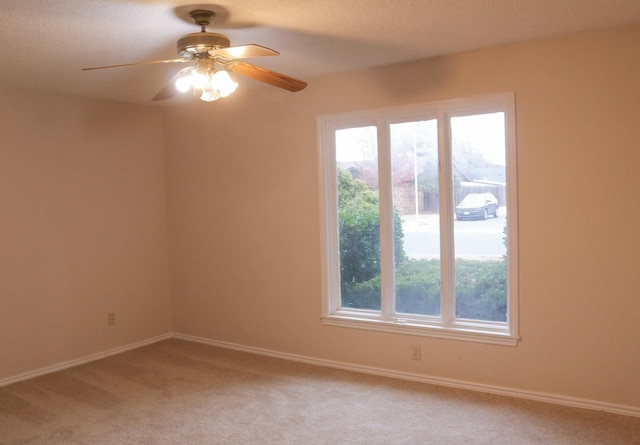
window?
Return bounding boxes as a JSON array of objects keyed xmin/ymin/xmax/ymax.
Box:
[{"xmin": 318, "ymin": 94, "xmax": 519, "ymax": 345}]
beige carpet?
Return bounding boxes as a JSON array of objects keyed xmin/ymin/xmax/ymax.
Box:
[{"xmin": 1, "ymin": 339, "xmax": 639, "ymax": 444}]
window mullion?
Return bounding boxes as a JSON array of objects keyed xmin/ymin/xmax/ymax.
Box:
[
  {"xmin": 504, "ymin": 99, "xmax": 519, "ymax": 334},
  {"xmin": 323, "ymin": 124, "xmax": 341, "ymax": 315},
  {"xmin": 438, "ymin": 113, "xmax": 455, "ymax": 325},
  {"xmin": 377, "ymin": 121, "xmax": 395, "ymax": 319}
]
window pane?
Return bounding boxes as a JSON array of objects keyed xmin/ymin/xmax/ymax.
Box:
[
  {"xmin": 335, "ymin": 126, "xmax": 380, "ymax": 310},
  {"xmin": 390, "ymin": 120, "xmax": 441, "ymax": 316},
  {"xmin": 451, "ymin": 113, "xmax": 508, "ymax": 322}
]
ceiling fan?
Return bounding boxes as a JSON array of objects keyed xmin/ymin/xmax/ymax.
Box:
[{"xmin": 82, "ymin": 9, "xmax": 307, "ymax": 102}]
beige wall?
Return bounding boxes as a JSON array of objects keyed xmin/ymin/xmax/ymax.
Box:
[
  {"xmin": 165, "ymin": 24, "xmax": 640, "ymax": 408},
  {"xmin": 1, "ymin": 23, "xmax": 638, "ymax": 410},
  {"xmin": 0, "ymin": 89, "xmax": 172, "ymax": 378}
]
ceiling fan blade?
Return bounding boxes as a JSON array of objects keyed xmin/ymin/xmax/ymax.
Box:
[
  {"xmin": 210, "ymin": 44, "xmax": 279, "ymax": 59},
  {"xmin": 224, "ymin": 61, "xmax": 307, "ymax": 92},
  {"xmin": 81, "ymin": 58, "xmax": 189, "ymax": 71}
]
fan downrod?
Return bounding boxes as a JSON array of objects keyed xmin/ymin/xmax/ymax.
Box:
[{"xmin": 189, "ymin": 9, "xmax": 216, "ymax": 31}]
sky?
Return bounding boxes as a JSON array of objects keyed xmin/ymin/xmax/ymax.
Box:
[{"xmin": 335, "ymin": 112, "xmax": 506, "ymax": 167}]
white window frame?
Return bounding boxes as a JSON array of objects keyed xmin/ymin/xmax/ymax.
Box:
[{"xmin": 318, "ymin": 94, "xmax": 519, "ymax": 346}]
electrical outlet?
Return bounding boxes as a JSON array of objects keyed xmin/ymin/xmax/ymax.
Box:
[
  {"xmin": 411, "ymin": 345, "xmax": 421, "ymax": 361},
  {"xmin": 107, "ymin": 313, "xmax": 116, "ymax": 326}
]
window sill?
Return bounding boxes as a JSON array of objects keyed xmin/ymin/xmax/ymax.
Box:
[{"xmin": 322, "ymin": 313, "xmax": 520, "ymax": 347}]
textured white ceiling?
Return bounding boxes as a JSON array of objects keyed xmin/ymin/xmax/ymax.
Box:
[{"xmin": 1, "ymin": 0, "xmax": 639, "ymax": 104}]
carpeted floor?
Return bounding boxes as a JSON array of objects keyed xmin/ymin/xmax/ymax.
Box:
[{"xmin": 1, "ymin": 339, "xmax": 639, "ymax": 444}]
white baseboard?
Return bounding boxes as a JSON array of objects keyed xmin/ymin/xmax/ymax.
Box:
[
  {"xmin": 173, "ymin": 332, "xmax": 640, "ymax": 418},
  {"xmin": 3, "ymin": 331, "xmax": 638, "ymax": 418},
  {"xmin": 0, "ymin": 333, "xmax": 173, "ymax": 387}
]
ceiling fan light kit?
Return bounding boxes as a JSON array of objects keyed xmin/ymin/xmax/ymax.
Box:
[
  {"xmin": 82, "ymin": 9, "xmax": 307, "ymax": 103},
  {"xmin": 174, "ymin": 60, "xmax": 238, "ymax": 102}
]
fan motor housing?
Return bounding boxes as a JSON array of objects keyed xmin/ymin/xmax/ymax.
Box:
[{"xmin": 177, "ymin": 32, "xmax": 231, "ymax": 58}]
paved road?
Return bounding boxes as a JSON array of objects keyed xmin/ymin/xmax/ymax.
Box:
[{"xmin": 402, "ymin": 212, "xmax": 507, "ymax": 259}]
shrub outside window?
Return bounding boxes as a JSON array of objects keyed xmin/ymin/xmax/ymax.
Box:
[{"xmin": 318, "ymin": 94, "xmax": 519, "ymax": 346}]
